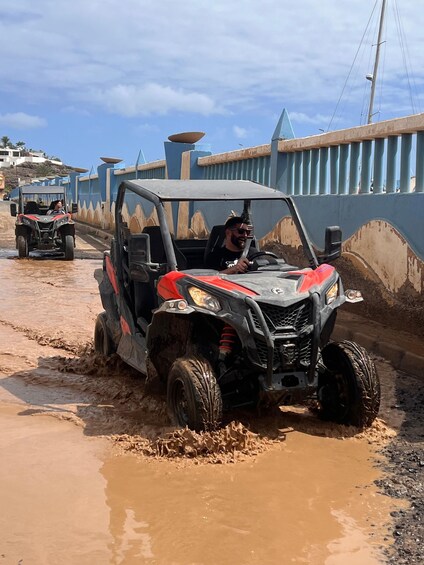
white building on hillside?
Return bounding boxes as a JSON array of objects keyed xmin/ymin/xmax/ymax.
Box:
[
  {"xmin": 0, "ymin": 147, "xmax": 62, "ymax": 168},
  {"xmin": 0, "ymin": 147, "xmax": 21, "ymax": 167}
]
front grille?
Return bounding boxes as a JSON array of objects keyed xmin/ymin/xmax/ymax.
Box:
[
  {"xmin": 39, "ymin": 222, "xmax": 54, "ymax": 230},
  {"xmin": 299, "ymin": 336, "xmax": 312, "ymax": 365},
  {"xmin": 253, "ymin": 335, "xmax": 313, "ymax": 369},
  {"xmin": 39, "ymin": 221, "xmax": 53, "ymax": 235},
  {"xmin": 254, "ymin": 337, "xmax": 279, "ymax": 367},
  {"xmin": 250, "ymin": 300, "xmax": 313, "ymax": 370},
  {"xmin": 251, "ymin": 300, "xmax": 311, "ymax": 334}
]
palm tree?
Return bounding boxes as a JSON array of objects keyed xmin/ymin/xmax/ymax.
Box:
[
  {"xmin": 1, "ymin": 136, "xmax": 11, "ymax": 148},
  {"xmin": 15, "ymin": 141, "xmax": 26, "ymax": 150}
]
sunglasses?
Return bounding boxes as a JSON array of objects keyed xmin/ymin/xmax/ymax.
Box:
[{"xmin": 231, "ymin": 227, "xmax": 252, "ymax": 236}]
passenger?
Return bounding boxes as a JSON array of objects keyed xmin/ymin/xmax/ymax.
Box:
[
  {"xmin": 205, "ymin": 216, "xmax": 254, "ymax": 274},
  {"xmin": 48, "ymin": 200, "xmax": 65, "ymax": 215}
]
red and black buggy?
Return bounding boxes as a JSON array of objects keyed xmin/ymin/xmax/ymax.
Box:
[
  {"xmin": 10, "ymin": 185, "xmax": 77, "ymax": 260},
  {"xmin": 94, "ymin": 179, "xmax": 380, "ymax": 431}
]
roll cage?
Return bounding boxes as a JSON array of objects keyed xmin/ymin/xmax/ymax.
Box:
[{"xmin": 115, "ymin": 179, "xmax": 320, "ymax": 273}]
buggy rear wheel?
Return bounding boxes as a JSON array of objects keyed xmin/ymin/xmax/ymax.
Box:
[
  {"xmin": 64, "ymin": 234, "xmax": 74, "ymax": 261},
  {"xmin": 167, "ymin": 356, "xmax": 223, "ymax": 432},
  {"xmin": 318, "ymin": 340, "xmax": 380, "ymax": 428},
  {"xmin": 17, "ymin": 235, "xmax": 28, "ymax": 258},
  {"xmin": 94, "ymin": 311, "xmax": 115, "ymax": 356}
]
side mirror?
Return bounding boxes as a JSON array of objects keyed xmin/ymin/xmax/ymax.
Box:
[
  {"xmin": 10, "ymin": 203, "xmax": 17, "ymax": 217},
  {"xmin": 128, "ymin": 233, "xmax": 151, "ymax": 264},
  {"xmin": 318, "ymin": 226, "xmax": 342, "ymax": 264},
  {"xmin": 71, "ymin": 203, "xmax": 78, "ymax": 214}
]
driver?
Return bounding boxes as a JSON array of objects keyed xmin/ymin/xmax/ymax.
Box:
[
  {"xmin": 47, "ymin": 200, "xmax": 65, "ymax": 215},
  {"xmin": 206, "ymin": 216, "xmax": 255, "ymax": 274}
]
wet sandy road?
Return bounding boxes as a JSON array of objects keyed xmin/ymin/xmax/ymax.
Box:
[{"xmin": 0, "ymin": 203, "xmax": 408, "ymax": 564}]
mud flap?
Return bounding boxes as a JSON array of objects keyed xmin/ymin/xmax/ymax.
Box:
[{"xmin": 117, "ymin": 332, "xmax": 147, "ymax": 374}]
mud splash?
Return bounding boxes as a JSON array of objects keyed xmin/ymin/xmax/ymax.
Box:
[
  {"xmin": 29, "ymin": 347, "xmax": 395, "ymax": 465},
  {"xmin": 108, "ymin": 412, "xmax": 396, "ymax": 465},
  {"xmin": 113, "ymin": 421, "xmax": 278, "ymax": 462},
  {"xmin": 0, "ymin": 302, "xmax": 397, "ymax": 467}
]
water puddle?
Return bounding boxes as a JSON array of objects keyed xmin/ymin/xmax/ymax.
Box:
[{"xmin": 0, "ymin": 402, "xmax": 398, "ymax": 565}]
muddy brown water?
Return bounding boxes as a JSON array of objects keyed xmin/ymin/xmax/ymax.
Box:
[{"xmin": 0, "ymin": 203, "xmax": 406, "ymax": 564}]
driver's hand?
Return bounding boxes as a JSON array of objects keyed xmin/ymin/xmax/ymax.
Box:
[{"xmin": 232, "ymin": 257, "xmax": 250, "ymax": 273}]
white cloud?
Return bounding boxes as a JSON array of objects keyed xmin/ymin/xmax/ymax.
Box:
[
  {"xmin": 2, "ymin": 0, "xmax": 423, "ymax": 117},
  {"xmin": 233, "ymin": 126, "xmax": 249, "ymax": 139},
  {"xmin": 0, "ymin": 0, "xmax": 423, "ymax": 164},
  {"xmin": 231, "ymin": 125, "xmax": 260, "ymax": 141},
  {"xmin": 79, "ymin": 83, "xmax": 225, "ymax": 117},
  {"xmin": 0, "ymin": 112, "xmax": 47, "ymax": 129}
]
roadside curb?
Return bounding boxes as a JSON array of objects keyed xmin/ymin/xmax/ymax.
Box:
[
  {"xmin": 333, "ymin": 323, "xmax": 424, "ymax": 378},
  {"xmin": 75, "ymin": 220, "xmax": 113, "ymax": 241}
]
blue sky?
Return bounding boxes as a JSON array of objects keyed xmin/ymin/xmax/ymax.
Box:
[{"xmin": 1, "ymin": 0, "xmax": 423, "ymax": 170}]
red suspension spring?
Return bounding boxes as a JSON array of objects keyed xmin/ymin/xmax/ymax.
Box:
[{"xmin": 219, "ymin": 324, "xmax": 237, "ymax": 358}]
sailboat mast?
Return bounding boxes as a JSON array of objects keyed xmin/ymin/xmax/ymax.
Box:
[{"xmin": 367, "ymin": 0, "xmax": 387, "ymax": 124}]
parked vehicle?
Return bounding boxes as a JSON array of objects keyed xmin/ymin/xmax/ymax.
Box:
[
  {"xmin": 10, "ymin": 185, "xmax": 78, "ymax": 260},
  {"xmin": 94, "ymin": 179, "xmax": 380, "ymax": 431}
]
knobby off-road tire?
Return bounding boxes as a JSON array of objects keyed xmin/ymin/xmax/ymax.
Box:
[
  {"xmin": 318, "ymin": 340, "xmax": 380, "ymax": 428},
  {"xmin": 64, "ymin": 234, "xmax": 74, "ymax": 261},
  {"xmin": 94, "ymin": 312, "xmax": 115, "ymax": 357},
  {"xmin": 17, "ymin": 235, "xmax": 28, "ymax": 258},
  {"xmin": 167, "ymin": 356, "xmax": 223, "ymax": 432}
]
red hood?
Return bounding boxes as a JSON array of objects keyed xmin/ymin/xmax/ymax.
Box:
[
  {"xmin": 157, "ymin": 264, "xmax": 336, "ymax": 302},
  {"xmin": 19, "ymin": 213, "xmax": 71, "ymax": 221},
  {"xmin": 291, "ymin": 264, "xmax": 335, "ymax": 293},
  {"xmin": 157, "ymin": 271, "xmax": 258, "ymax": 300}
]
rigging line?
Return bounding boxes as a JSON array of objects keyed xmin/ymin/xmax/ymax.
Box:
[
  {"xmin": 339, "ymin": 15, "xmax": 372, "ymax": 128},
  {"xmin": 377, "ymin": 19, "xmax": 387, "ymax": 121},
  {"xmin": 327, "ymin": 1, "xmax": 378, "ymax": 131},
  {"xmin": 393, "ymin": 0, "xmax": 417, "ymax": 114},
  {"xmin": 392, "ymin": 0, "xmax": 413, "ymax": 112}
]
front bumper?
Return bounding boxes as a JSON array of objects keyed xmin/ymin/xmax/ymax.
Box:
[{"xmin": 245, "ymin": 294, "xmax": 321, "ymax": 389}]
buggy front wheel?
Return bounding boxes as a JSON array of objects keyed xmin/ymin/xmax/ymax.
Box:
[
  {"xmin": 17, "ymin": 235, "xmax": 28, "ymax": 258},
  {"xmin": 318, "ymin": 340, "xmax": 380, "ymax": 428},
  {"xmin": 64, "ymin": 234, "xmax": 74, "ymax": 261},
  {"xmin": 167, "ymin": 356, "xmax": 223, "ymax": 432}
]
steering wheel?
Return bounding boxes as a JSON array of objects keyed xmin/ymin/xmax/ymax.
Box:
[
  {"xmin": 248, "ymin": 251, "xmax": 279, "ymax": 271},
  {"xmin": 249, "ymin": 251, "xmax": 278, "ymax": 261}
]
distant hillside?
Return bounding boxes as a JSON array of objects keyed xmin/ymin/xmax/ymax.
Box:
[{"xmin": 2, "ymin": 161, "xmax": 75, "ymax": 192}]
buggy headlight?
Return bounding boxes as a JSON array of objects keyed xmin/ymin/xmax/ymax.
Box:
[
  {"xmin": 325, "ymin": 282, "xmax": 339, "ymax": 305},
  {"xmin": 188, "ymin": 286, "xmax": 221, "ymax": 312}
]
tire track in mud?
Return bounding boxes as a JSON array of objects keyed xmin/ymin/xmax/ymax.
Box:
[{"xmin": 0, "ymin": 318, "xmax": 87, "ymax": 354}]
